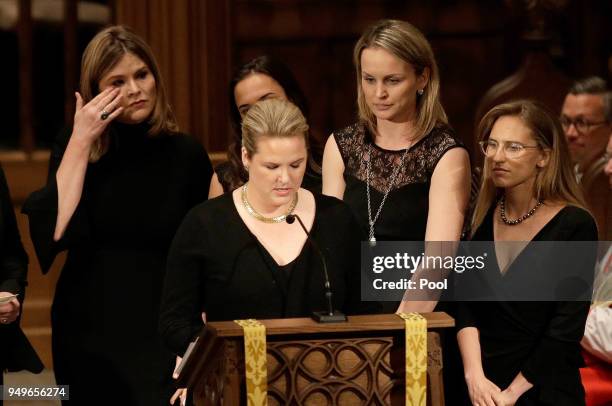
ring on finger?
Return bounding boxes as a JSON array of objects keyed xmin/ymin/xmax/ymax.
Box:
[{"xmin": 100, "ymin": 109, "xmax": 111, "ymax": 120}]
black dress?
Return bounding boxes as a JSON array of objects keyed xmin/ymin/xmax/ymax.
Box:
[
  {"xmin": 0, "ymin": 165, "xmax": 43, "ymax": 406},
  {"xmin": 456, "ymin": 205, "xmax": 598, "ymax": 405},
  {"xmin": 334, "ymin": 122, "xmax": 465, "ymax": 312},
  {"xmin": 159, "ymin": 192, "xmax": 372, "ymax": 356},
  {"xmin": 22, "ymin": 124, "xmax": 213, "ymax": 406}
]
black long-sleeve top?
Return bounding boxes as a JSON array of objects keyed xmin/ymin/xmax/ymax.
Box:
[
  {"xmin": 21, "ymin": 124, "xmax": 213, "ymax": 405},
  {"xmin": 159, "ymin": 193, "xmax": 373, "ymax": 356},
  {"xmin": 0, "ymin": 164, "xmax": 43, "ymax": 373},
  {"xmin": 456, "ymin": 205, "xmax": 598, "ymax": 405},
  {"xmin": 0, "ymin": 166, "xmax": 27, "ymax": 293}
]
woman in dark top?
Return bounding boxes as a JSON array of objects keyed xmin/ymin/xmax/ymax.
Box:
[
  {"xmin": 322, "ymin": 19, "xmax": 471, "ymax": 313},
  {"xmin": 0, "ymin": 165, "xmax": 43, "ymax": 406},
  {"xmin": 22, "ymin": 26, "xmax": 212, "ymax": 406},
  {"xmin": 160, "ymin": 98, "xmax": 369, "ymax": 358},
  {"xmin": 209, "ymin": 55, "xmax": 322, "ymax": 197},
  {"xmin": 457, "ymin": 100, "xmax": 597, "ymax": 406}
]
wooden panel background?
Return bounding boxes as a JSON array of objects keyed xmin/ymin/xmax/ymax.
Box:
[{"xmin": 4, "ymin": 0, "xmax": 611, "ymax": 370}]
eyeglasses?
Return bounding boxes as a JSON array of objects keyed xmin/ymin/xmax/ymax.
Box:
[
  {"xmin": 560, "ymin": 116, "xmax": 608, "ymax": 134},
  {"xmin": 479, "ymin": 140, "xmax": 540, "ymax": 158}
]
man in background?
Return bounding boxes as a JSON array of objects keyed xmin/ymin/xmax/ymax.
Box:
[{"xmin": 561, "ymin": 76, "xmax": 612, "ymax": 240}]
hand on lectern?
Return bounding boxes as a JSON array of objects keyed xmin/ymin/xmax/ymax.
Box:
[
  {"xmin": 171, "ymin": 356, "xmax": 187, "ymax": 406},
  {"xmin": 170, "ymin": 388, "xmax": 186, "ymax": 406}
]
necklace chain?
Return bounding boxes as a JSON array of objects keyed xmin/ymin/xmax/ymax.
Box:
[
  {"xmin": 366, "ymin": 144, "xmax": 410, "ymax": 242},
  {"xmin": 241, "ymin": 183, "xmax": 298, "ymax": 223},
  {"xmin": 499, "ymin": 195, "xmax": 543, "ymax": 225}
]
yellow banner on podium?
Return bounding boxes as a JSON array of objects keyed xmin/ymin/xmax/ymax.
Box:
[
  {"xmin": 234, "ymin": 319, "xmax": 268, "ymax": 406},
  {"xmin": 397, "ymin": 312, "xmax": 427, "ymax": 406}
]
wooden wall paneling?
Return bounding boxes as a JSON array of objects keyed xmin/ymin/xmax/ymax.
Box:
[
  {"xmin": 474, "ymin": 0, "xmax": 573, "ymax": 159},
  {"xmin": 193, "ymin": 0, "xmax": 232, "ymax": 152},
  {"xmin": 576, "ymin": 0, "xmax": 603, "ymax": 77},
  {"xmin": 187, "ymin": 0, "xmax": 208, "ymax": 148},
  {"xmin": 18, "ymin": 0, "xmax": 34, "ymax": 154},
  {"xmin": 63, "ymin": 0, "xmax": 78, "ymax": 127},
  {"xmin": 147, "ymin": 0, "xmax": 194, "ymax": 136},
  {"xmin": 114, "ymin": 0, "xmax": 232, "ymax": 153},
  {"xmin": 435, "ymin": 35, "xmax": 508, "ymax": 158},
  {"xmin": 114, "ymin": 0, "xmax": 149, "ymax": 36},
  {"xmin": 328, "ymin": 39, "xmax": 359, "ymax": 135}
]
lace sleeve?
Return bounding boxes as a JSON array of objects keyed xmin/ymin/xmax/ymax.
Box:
[{"xmin": 333, "ymin": 123, "xmax": 365, "ymax": 167}]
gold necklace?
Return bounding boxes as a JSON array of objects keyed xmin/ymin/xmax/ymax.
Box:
[{"xmin": 241, "ymin": 183, "xmax": 298, "ymax": 223}]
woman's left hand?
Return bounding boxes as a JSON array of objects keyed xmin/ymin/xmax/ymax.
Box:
[
  {"xmin": 491, "ymin": 389, "xmax": 518, "ymax": 406},
  {"xmin": 0, "ymin": 292, "xmax": 20, "ymax": 324},
  {"xmin": 170, "ymin": 355, "xmax": 187, "ymax": 405},
  {"xmin": 170, "ymin": 388, "xmax": 187, "ymax": 406}
]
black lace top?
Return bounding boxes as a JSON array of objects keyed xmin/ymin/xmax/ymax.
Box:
[{"xmin": 335, "ymin": 122, "xmax": 464, "ymax": 241}]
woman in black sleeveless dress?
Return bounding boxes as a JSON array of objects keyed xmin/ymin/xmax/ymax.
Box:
[{"xmin": 322, "ymin": 19, "xmax": 471, "ymax": 313}]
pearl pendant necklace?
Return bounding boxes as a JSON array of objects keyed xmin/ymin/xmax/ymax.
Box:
[{"xmin": 366, "ymin": 144, "xmax": 410, "ymax": 246}]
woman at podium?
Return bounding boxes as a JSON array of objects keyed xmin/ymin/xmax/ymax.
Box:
[
  {"xmin": 456, "ymin": 100, "xmax": 597, "ymax": 406},
  {"xmin": 159, "ymin": 98, "xmax": 371, "ymax": 358}
]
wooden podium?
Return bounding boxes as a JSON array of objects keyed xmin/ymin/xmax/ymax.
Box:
[{"xmin": 178, "ymin": 313, "xmax": 454, "ymax": 405}]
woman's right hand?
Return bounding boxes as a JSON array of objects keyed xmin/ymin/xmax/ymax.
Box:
[
  {"xmin": 465, "ymin": 372, "xmax": 502, "ymax": 406},
  {"xmin": 0, "ymin": 293, "xmax": 20, "ymax": 324},
  {"xmin": 71, "ymin": 87, "xmax": 123, "ymax": 146}
]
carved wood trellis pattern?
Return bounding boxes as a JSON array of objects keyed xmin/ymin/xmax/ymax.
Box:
[
  {"xmin": 266, "ymin": 337, "xmax": 397, "ymax": 405},
  {"xmin": 183, "ymin": 316, "xmax": 451, "ymax": 406},
  {"xmin": 200, "ymin": 332, "xmax": 444, "ymax": 405}
]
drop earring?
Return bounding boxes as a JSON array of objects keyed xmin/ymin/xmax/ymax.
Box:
[{"xmin": 417, "ymin": 88, "xmax": 424, "ymax": 96}]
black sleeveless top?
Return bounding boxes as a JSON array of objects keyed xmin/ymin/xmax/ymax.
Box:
[{"xmin": 335, "ymin": 122, "xmax": 465, "ymax": 241}]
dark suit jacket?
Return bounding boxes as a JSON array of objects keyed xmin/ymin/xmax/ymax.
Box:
[{"xmin": 0, "ymin": 164, "xmax": 43, "ymax": 373}]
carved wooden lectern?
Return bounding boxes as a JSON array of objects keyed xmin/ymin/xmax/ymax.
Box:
[{"xmin": 178, "ymin": 313, "xmax": 454, "ymax": 405}]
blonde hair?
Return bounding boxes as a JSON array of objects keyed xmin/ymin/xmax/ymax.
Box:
[
  {"xmin": 79, "ymin": 25, "xmax": 177, "ymax": 161},
  {"xmin": 241, "ymin": 99, "xmax": 309, "ymax": 156},
  {"xmin": 472, "ymin": 100, "xmax": 588, "ymax": 233},
  {"xmin": 353, "ymin": 19, "xmax": 447, "ymax": 139}
]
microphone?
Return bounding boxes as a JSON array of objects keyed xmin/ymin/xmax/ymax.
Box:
[{"xmin": 286, "ymin": 214, "xmax": 347, "ymax": 323}]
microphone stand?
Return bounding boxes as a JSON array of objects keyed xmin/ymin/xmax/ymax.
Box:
[{"xmin": 286, "ymin": 214, "xmax": 347, "ymax": 323}]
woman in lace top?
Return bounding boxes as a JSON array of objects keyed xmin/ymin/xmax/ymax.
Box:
[{"xmin": 322, "ymin": 19, "xmax": 471, "ymax": 313}]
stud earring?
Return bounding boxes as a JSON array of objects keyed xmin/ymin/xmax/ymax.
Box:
[{"xmin": 417, "ymin": 89, "xmax": 424, "ymax": 96}]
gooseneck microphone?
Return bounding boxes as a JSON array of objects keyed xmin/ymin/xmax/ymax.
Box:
[{"xmin": 286, "ymin": 214, "xmax": 347, "ymax": 323}]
